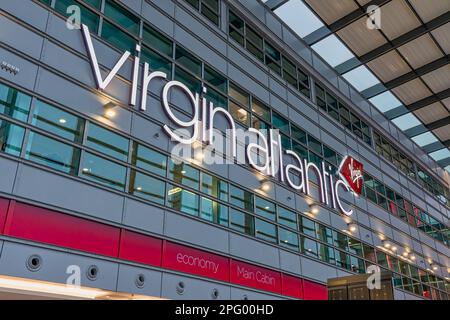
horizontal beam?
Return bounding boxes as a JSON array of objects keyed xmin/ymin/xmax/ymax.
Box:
[
  {"xmin": 422, "ymin": 141, "xmax": 445, "ymax": 153},
  {"xmin": 384, "ymin": 88, "xmax": 450, "ymax": 119},
  {"xmin": 361, "ymin": 55, "xmax": 449, "ymax": 98},
  {"xmin": 336, "ymin": 11, "xmax": 450, "ymax": 74},
  {"xmin": 437, "ymin": 157, "xmax": 450, "ymax": 168},
  {"xmin": 265, "ymin": 0, "xmax": 290, "ymax": 11},
  {"xmin": 405, "ymin": 116, "xmax": 450, "ymax": 138}
]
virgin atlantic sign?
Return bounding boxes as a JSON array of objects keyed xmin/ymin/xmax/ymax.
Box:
[{"xmin": 81, "ymin": 25, "xmax": 363, "ymax": 215}]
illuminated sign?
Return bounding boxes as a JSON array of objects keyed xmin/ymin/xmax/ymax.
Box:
[{"xmin": 81, "ymin": 25, "xmax": 363, "ymax": 215}]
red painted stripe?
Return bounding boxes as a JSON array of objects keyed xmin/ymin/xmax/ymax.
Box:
[
  {"xmin": 119, "ymin": 229, "xmax": 162, "ymax": 267},
  {"xmin": 230, "ymin": 259, "xmax": 282, "ymax": 294},
  {"xmin": 0, "ymin": 198, "xmax": 10, "ymax": 234},
  {"xmin": 303, "ymin": 279, "xmax": 328, "ymax": 300},
  {"xmin": 282, "ymin": 273, "xmax": 304, "ymax": 299},
  {"xmin": 162, "ymin": 241, "xmax": 229, "ymax": 282},
  {"xmin": 3, "ymin": 202, "xmax": 120, "ymax": 257},
  {"xmin": 0, "ymin": 198, "xmax": 325, "ymax": 299}
]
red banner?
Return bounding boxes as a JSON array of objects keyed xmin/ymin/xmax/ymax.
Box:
[
  {"xmin": 230, "ymin": 260, "xmax": 281, "ymax": 294},
  {"xmin": 163, "ymin": 242, "xmax": 229, "ymax": 282}
]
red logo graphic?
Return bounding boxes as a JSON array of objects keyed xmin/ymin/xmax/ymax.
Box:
[{"xmin": 339, "ymin": 156, "xmax": 363, "ymax": 196}]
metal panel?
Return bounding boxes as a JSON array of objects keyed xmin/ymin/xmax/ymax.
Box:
[
  {"xmin": 229, "ymin": 233, "xmax": 279, "ymax": 269},
  {"xmin": 122, "ymin": 198, "xmax": 165, "ymax": 235},
  {"xmin": 116, "ymin": 264, "xmax": 162, "ymax": 297}
]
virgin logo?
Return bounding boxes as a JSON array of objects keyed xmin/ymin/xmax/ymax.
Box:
[{"xmin": 339, "ymin": 156, "xmax": 363, "ymax": 196}]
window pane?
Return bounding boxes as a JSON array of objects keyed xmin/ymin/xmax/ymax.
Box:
[
  {"xmin": 0, "ymin": 83, "xmax": 31, "ymax": 122},
  {"xmin": 230, "ymin": 185, "xmax": 253, "ymax": 211},
  {"xmin": 333, "ymin": 230, "xmax": 348, "ymax": 250},
  {"xmin": 201, "ymin": 172, "xmax": 228, "ymax": 201},
  {"xmin": 335, "ymin": 249, "xmax": 350, "ymax": 269},
  {"xmin": 175, "ymin": 66, "xmax": 202, "ymax": 93},
  {"xmin": 255, "ymin": 196, "xmax": 276, "ymax": 220},
  {"xmin": 205, "ymin": 86, "xmax": 227, "ymax": 110},
  {"xmin": 229, "ymin": 83, "xmax": 249, "ymax": 107},
  {"xmin": 142, "ymin": 24, "xmax": 172, "ymax": 56},
  {"xmin": 131, "ymin": 142, "xmax": 166, "ymax": 176},
  {"xmin": 32, "ymin": 100, "xmax": 84, "ymax": 143},
  {"xmin": 168, "ymin": 159, "xmax": 200, "ymax": 189},
  {"xmin": 86, "ymin": 123, "xmax": 129, "ymax": 161},
  {"xmin": 230, "ymin": 208, "xmax": 254, "ymax": 235},
  {"xmin": 301, "ymin": 236, "xmax": 318, "ymax": 258},
  {"xmin": 204, "ymin": 65, "xmax": 227, "ymax": 93},
  {"xmin": 80, "ymin": 152, "xmax": 126, "ymax": 190},
  {"xmin": 251, "ymin": 99, "xmax": 270, "ymax": 122},
  {"xmin": 279, "ymin": 227, "xmax": 299, "ymax": 251},
  {"xmin": 316, "ymin": 224, "xmax": 333, "ymax": 245},
  {"xmin": 308, "ymin": 135, "xmax": 322, "ymax": 155},
  {"xmin": 229, "ymin": 101, "xmax": 250, "ymax": 126},
  {"xmin": 272, "ymin": 112, "xmax": 289, "ymax": 134},
  {"xmin": 318, "ymin": 243, "xmax": 336, "ymax": 264},
  {"xmin": 104, "ymin": 0, "xmax": 139, "ymax": 35},
  {"xmin": 167, "ymin": 184, "xmax": 199, "ymax": 216},
  {"xmin": 141, "ymin": 46, "xmax": 172, "ymax": 76},
  {"xmin": 255, "ymin": 219, "xmax": 277, "ymax": 244},
  {"xmin": 0, "ymin": 120, "xmax": 24, "ymax": 156},
  {"xmin": 129, "ymin": 170, "xmax": 165, "ymax": 204},
  {"xmin": 25, "ymin": 132, "xmax": 80, "ymax": 174},
  {"xmin": 348, "ymin": 238, "xmax": 363, "ymax": 256},
  {"xmin": 200, "ymin": 197, "xmax": 228, "ymax": 226},
  {"xmin": 101, "ymin": 20, "xmax": 136, "ymax": 53},
  {"xmin": 299, "ymin": 216, "xmax": 316, "ymax": 237},
  {"xmin": 291, "ymin": 125, "xmax": 306, "ymax": 144},
  {"xmin": 175, "ymin": 46, "xmax": 202, "ymax": 76},
  {"xmin": 278, "ymin": 207, "xmax": 297, "ymax": 229},
  {"xmin": 201, "ymin": 2, "xmax": 219, "ymax": 25}
]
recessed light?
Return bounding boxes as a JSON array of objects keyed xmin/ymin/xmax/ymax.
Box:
[{"xmin": 59, "ymin": 119, "xmax": 67, "ymax": 124}]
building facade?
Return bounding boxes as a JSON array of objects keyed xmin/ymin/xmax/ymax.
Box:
[{"xmin": 0, "ymin": 0, "xmax": 448, "ymax": 300}]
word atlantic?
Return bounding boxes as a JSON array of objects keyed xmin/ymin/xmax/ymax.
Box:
[{"xmin": 81, "ymin": 25, "xmax": 363, "ymax": 215}]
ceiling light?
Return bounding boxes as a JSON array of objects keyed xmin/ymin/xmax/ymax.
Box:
[
  {"xmin": 383, "ymin": 242, "xmax": 391, "ymax": 249},
  {"xmin": 309, "ymin": 204, "xmax": 319, "ymax": 215},
  {"xmin": 410, "ymin": 255, "xmax": 416, "ymax": 261},
  {"xmin": 136, "ymin": 187, "xmax": 142, "ymax": 191},
  {"xmin": 103, "ymin": 102, "xmax": 118, "ymax": 118},
  {"xmin": 391, "ymin": 246, "xmax": 397, "ymax": 252},
  {"xmin": 59, "ymin": 118, "xmax": 67, "ymax": 124},
  {"xmin": 347, "ymin": 223, "xmax": 357, "ymax": 233}
]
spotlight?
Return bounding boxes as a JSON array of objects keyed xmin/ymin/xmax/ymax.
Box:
[
  {"xmin": 432, "ymin": 264, "xmax": 438, "ymax": 271},
  {"xmin": 391, "ymin": 246, "xmax": 397, "ymax": 252},
  {"xmin": 103, "ymin": 102, "xmax": 118, "ymax": 118},
  {"xmin": 309, "ymin": 204, "xmax": 319, "ymax": 215},
  {"xmin": 347, "ymin": 223, "xmax": 357, "ymax": 233},
  {"xmin": 260, "ymin": 180, "xmax": 271, "ymax": 192},
  {"xmin": 410, "ymin": 255, "xmax": 416, "ymax": 261}
]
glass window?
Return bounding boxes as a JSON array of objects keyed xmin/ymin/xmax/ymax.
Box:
[
  {"xmin": 229, "ymin": 83, "xmax": 249, "ymax": 107},
  {"xmin": 0, "ymin": 120, "xmax": 25, "ymax": 156},
  {"xmin": 323, "ymin": 146, "xmax": 337, "ymax": 165},
  {"xmin": 335, "ymin": 249, "xmax": 350, "ymax": 269},
  {"xmin": 201, "ymin": 172, "xmax": 228, "ymax": 201},
  {"xmin": 301, "ymin": 236, "xmax": 318, "ymax": 258},
  {"xmin": 168, "ymin": 159, "xmax": 200, "ymax": 189},
  {"xmin": 255, "ymin": 218, "xmax": 277, "ymax": 244},
  {"xmin": 32, "ymin": 100, "xmax": 84, "ymax": 143},
  {"xmin": 348, "ymin": 238, "xmax": 363, "ymax": 256},
  {"xmin": 230, "ymin": 208, "xmax": 254, "ymax": 236},
  {"xmin": 316, "ymin": 224, "xmax": 333, "ymax": 245},
  {"xmin": 291, "ymin": 125, "xmax": 306, "ymax": 144},
  {"xmin": 272, "ymin": 112, "xmax": 289, "ymax": 134},
  {"xmin": 201, "ymin": 0, "xmax": 220, "ymax": 25},
  {"xmin": 229, "ymin": 185, "xmax": 253, "ymax": 212},
  {"xmin": 362, "ymin": 244, "xmax": 376, "ymax": 262},
  {"xmin": 350, "ymin": 255, "xmax": 365, "ymax": 273},
  {"xmin": 101, "ymin": 20, "xmax": 136, "ymax": 53},
  {"xmin": 308, "ymin": 135, "xmax": 322, "ymax": 155},
  {"xmin": 129, "ymin": 170, "xmax": 165, "ymax": 204},
  {"xmin": 204, "ymin": 65, "xmax": 227, "ymax": 93},
  {"xmin": 255, "ymin": 196, "xmax": 275, "ymax": 220},
  {"xmin": 279, "ymin": 227, "xmax": 299, "ymax": 251},
  {"xmin": 175, "ymin": 46, "xmax": 202, "ymax": 76},
  {"xmin": 104, "ymin": 0, "xmax": 139, "ymax": 35},
  {"xmin": 251, "ymin": 99, "xmax": 270, "ymax": 122},
  {"xmin": 246, "ymin": 26, "xmax": 264, "ymax": 62},
  {"xmin": 86, "ymin": 123, "xmax": 129, "ymax": 161},
  {"xmin": 175, "ymin": 66, "xmax": 202, "ymax": 93},
  {"xmin": 0, "ymin": 83, "xmax": 31, "ymax": 122},
  {"xmin": 333, "ymin": 230, "xmax": 348, "ymax": 250},
  {"xmin": 80, "ymin": 152, "xmax": 126, "ymax": 190},
  {"xmin": 278, "ymin": 207, "xmax": 297, "ymax": 229},
  {"xmin": 141, "ymin": 46, "xmax": 172, "ymax": 76},
  {"xmin": 200, "ymin": 197, "xmax": 228, "ymax": 226},
  {"xmin": 229, "ymin": 10, "xmax": 244, "ymax": 45},
  {"xmin": 318, "ymin": 243, "xmax": 336, "ymax": 265},
  {"xmin": 55, "ymin": 0, "xmax": 99, "ymax": 33},
  {"xmin": 142, "ymin": 24, "xmax": 172, "ymax": 57},
  {"xmin": 265, "ymin": 42, "xmax": 281, "ymax": 74},
  {"xmin": 166, "ymin": 184, "xmax": 199, "ymax": 216},
  {"xmin": 229, "ymin": 101, "xmax": 250, "ymax": 126},
  {"xmin": 81, "ymin": 0, "xmax": 101, "ymax": 9},
  {"xmin": 205, "ymin": 86, "xmax": 227, "ymax": 109},
  {"xmin": 299, "ymin": 216, "xmax": 316, "ymax": 238},
  {"xmin": 25, "ymin": 132, "xmax": 80, "ymax": 174},
  {"xmin": 131, "ymin": 142, "xmax": 166, "ymax": 176}
]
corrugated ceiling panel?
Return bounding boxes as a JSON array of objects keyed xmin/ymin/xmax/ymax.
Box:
[
  {"xmin": 433, "ymin": 125, "xmax": 450, "ymax": 141},
  {"xmin": 414, "ymin": 102, "xmax": 449, "ymax": 124},
  {"xmin": 421, "ymin": 65, "xmax": 450, "ymax": 94},
  {"xmin": 379, "ymin": 0, "xmax": 421, "ymax": 40},
  {"xmin": 398, "ymin": 34, "xmax": 444, "ymax": 69},
  {"xmin": 337, "ymin": 17, "xmax": 387, "ymax": 56},
  {"xmin": 305, "ymin": 0, "xmax": 359, "ymax": 25},
  {"xmin": 431, "ymin": 23, "xmax": 450, "ymax": 54},
  {"xmin": 392, "ymin": 78, "xmax": 432, "ymax": 105},
  {"xmin": 408, "ymin": 0, "xmax": 450, "ymax": 23},
  {"xmin": 367, "ymin": 50, "xmax": 411, "ymax": 82}
]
